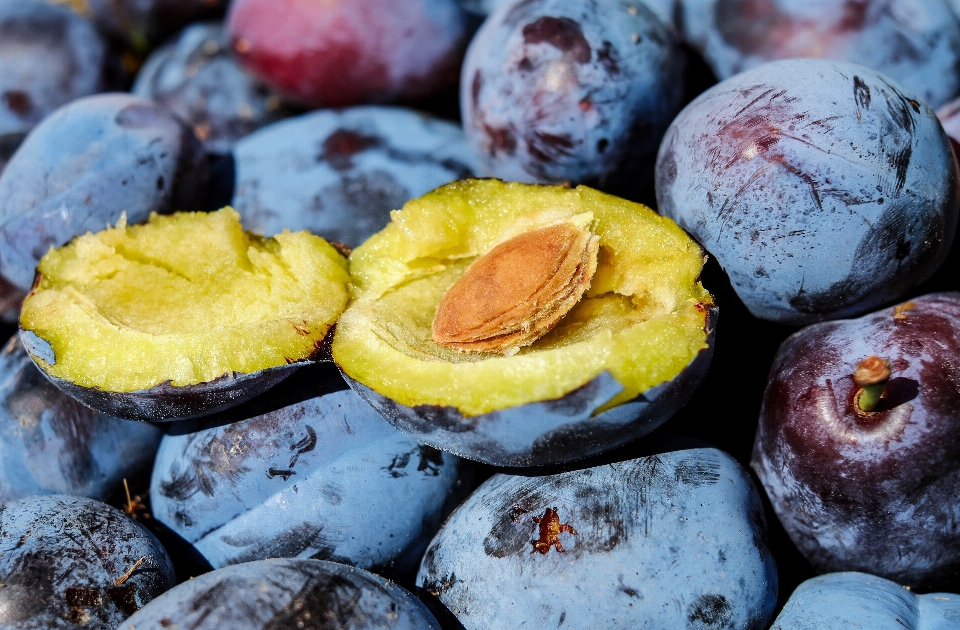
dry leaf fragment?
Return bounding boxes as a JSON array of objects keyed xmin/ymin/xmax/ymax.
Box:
[{"xmin": 432, "ymin": 221, "xmax": 599, "ymax": 354}]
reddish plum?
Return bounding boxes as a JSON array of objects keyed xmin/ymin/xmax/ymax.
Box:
[
  {"xmin": 753, "ymin": 292, "xmax": 960, "ymax": 590},
  {"xmin": 226, "ymin": 0, "xmax": 469, "ymax": 109}
]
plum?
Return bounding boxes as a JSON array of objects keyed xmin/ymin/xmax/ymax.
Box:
[
  {"xmin": 231, "ymin": 106, "xmax": 480, "ymax": 248},
  {"xmin": 133, "ymin": 21, "xmax": 287, "ymax": 156},
  {"xmin": 0, "ymin": 336, "xmax": 161, "ymax": 503},
  {"xmin": 417, "ymin": 437, "xmax": 777, "ymax": 629},
  {"xmin": 333, "ymin": 179, "xmax": 715, "ymax": 466},
  {"xmin": 752, "ymin": 292, "xmax": 960, "ymax": 590},
  {"xmin": 0, "ymin": 93, "xmax": 209, "ymax": 296},
  {"xmin": 226, "ymin": 0, "xmax": 469, "ymax": 109},
  {"xmin": 150, "ymin": 364, "xmax": 472, "ymax": 578},
  {"xmin": 117, "ymin": 558, "xmax": 440, "ymax": 630},
  {"xmin": 0, "ymin": 494, "xmax": 175, "ymax": 629},
  {"xmin": 0, "ymin": 0, "xmax": 109, "ymax": 165},
  {"xmin": 656, "ymin": 58, "xmax": 960, "ymax": 325},
  {"xmin": 771, "ymin": 572, "xmax": 960, "ymax": 629},
  {"xmin": 18, "ymin": 208, "xmax": 350, "ymax": 422},
  {"xmin": 461, "ymin": 0, "xmax": 686, "ymax": 200},
  {"xmin": 86, "ymin": 0, "xmax": 226, "ymax": 51},
  {"xmin": 680, "ymin": 0, "xmax": 960, "ymax": 110}
]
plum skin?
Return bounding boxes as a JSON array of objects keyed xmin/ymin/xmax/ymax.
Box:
[
  {"xmin": 656, "ymin": 58, "xmax": 960, "ymax": 325},
  {"xmin": 752, "ymin": 292, "xmax": 960, "ymax": 590},
  {"xmin": 462, "ymin": 0, "xmax": 686, "ymax": 198},
  {"xmin": 227, "ymin": 0, "xmax": 468, "ymax": 108}
]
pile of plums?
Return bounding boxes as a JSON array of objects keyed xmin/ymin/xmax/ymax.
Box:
[{"xmin": 1, "ymin": 0, "xmax": 960, "ymax": 628}]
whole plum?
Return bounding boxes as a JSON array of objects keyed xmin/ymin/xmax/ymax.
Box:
[
  {"xmin": 656, "ymin": 58, "xmax": 959, "ymax": 325},
  {"xmin": 0, "ymin": 494, "xmax": 175, "ymax": 629},
  {"xmin": 753, "ymin": 292, "xmax": 960, "ymax": 590},
  {"xmin": 417, "ymin": 437, "xmax": 777, "ymax": 629},
  {"xmin": 0, "ymin": 336, "xmax": 161, "ymax": 503},
  {"xmin": 133, "ymin": 21, "xmax": 287, "ymax": 155},
  {"xmin": 117, "ymin": 558, "xmax": 441, "ymax": 630},
  {"xmin": 0, "ymin": 0, "xmax": 109, "ymax": 176},
  {"xmin": 771, "ymin": 572, "xmax": 960, "ymax": 629},
  {"xmin": 462, "ymin": 0, "xmax": 686, "ymax": 199},
  {"xmin": 150, "ymin": 364, "xmax": 472, "ymax": 578},
  {"xmin": 231, "ymin": 106, "xmax": 480, "ymax": 247},
  {"xmin": 227, "ymin": 0, "xmax": 469, "ymax": 109},
  {"xmin": 0, "ymin": 93, "xmax": 209, "ymax": 295},
  {"xmin": 680, "ymin": 0, "xmax": 960, "ymax": 109}
]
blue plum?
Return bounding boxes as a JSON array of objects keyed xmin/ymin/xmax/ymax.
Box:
[
  {"xmin": 231, "ymin": 106, "xmax": 480, "ymax": 247},
  {"xmin": 771, "ymin": 572, "xmax": 960, "ymax": 630},
  {"xmin": 0, "ymin": 336, "xmax": 161, "ymax": 503},
  {"xmin": 117, "ymin": 558, "xmax": 440, "ymax": 630},
  {"xmin": 0, "ymin": 0, "xmax": 109, "ymax": 163},
  {"xmin": 656, "ymin": 58, "xmax": 960, "ymax": 324},
  {"xmin": 150, "ymin": 364, "xmax": 472, "ymax": 578},
  {"xmin": 417, "ymin": 438, "xmax": 777, "ymax": 629},
  {"xmin": 0, "ymin": 494, "xmax": 175, "ymax": 629},
  {"xmin": 680, "ymin": 0, "xmax": 960, "ymax": 109},
  {"xmin": 462, "ymin": 0, "xmax": 686, "ymax": 199},
  {"xmin": 133, "ymin": 21, "xmax": 287, "ymax": 156},
  {"xmin": 752, "ymin": 292, "xmax": 960, "ymax": 590},
  {"xmin": 0, "ymin": 93, "xmax": 209, "ymax": 294}
]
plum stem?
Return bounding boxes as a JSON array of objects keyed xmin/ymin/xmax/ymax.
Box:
[{"xmin": 853, "ymin": 356, "xmax": 891, "ymax": 415}]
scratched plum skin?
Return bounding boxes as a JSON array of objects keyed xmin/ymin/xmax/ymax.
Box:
[
  {"xmin": 231, "ymin": 106, "xmax": 480, "ymax": 247},
  {"xmin": 752, "ymin": 293, "xmax": 960, "ymax": 591},
  {"xmin": 0, "ymin": 93, "xmax": 209, "ymax": 297},
  {"xmin": 0, "ymin": 0, "xmax": 109, "ymax": 176},
  {"xmin": 679, "ymin": 0, "xmax": 960, "ymax": 109},
  {"xmin": 0, "ymin": 494, "xmax": 175, "ymax": 630},
  {"xmin": 150, "ymin": 366, "xmax": 472, "ymax": 578},
  {"xmin": 462, "ymin": 0, "xmax": 686, "ymax": 199},
  {"xmin": 656, "ymin": 59, "xmax": 960, "ymax": 325},
  {"xmin": 133, "ymin": 21, "xmax": 287, "ymax": 156},
  {"xmin": 770, "ymin": 572, "xmax": 960, "ymax": 630},
  {"xmin": 117, "ymin": 558, "xmax": 441, "ymax": 630},
  {"xmin": 227, "ymin": 0, "xmax": 469, "ymax": 109},
  {"xmin": 417, "ymin": 441, "xmax": 777, "ymax": 629},
  {"xmin": 0, "ymin": 336, "xmax": 161, "ymax": 504}
]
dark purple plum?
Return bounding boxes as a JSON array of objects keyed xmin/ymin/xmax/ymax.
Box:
[
  {"xmin": 117, "ymin": 558, "xmax": 441, "ymax": 630},
  {"xmin": 150, "ymin": 364, "xmax": 472, "ymax": 578},
  {"xmin": 417, "ymin": 437, "xmax": 777, "ymax": 629},
  {"xmin": 752, "ymin": 292, "xmax": 960, "ymax": 590},
  {"xmin": 0, "ymin": 93, "xmax": 209, "ymax": 296},
  {"xmin": 459, "ymin": 0, "xmax": 682, "ymax": 31},
  {"xmin": 771, "ymin": 572, "xmax": 960, "ymax": 629},
  {"xmin": 87, "ymin": 0, "xmax": 227, "ymax": 50},
  {"xmin": 0, "ymin": 494, "xmax": 175, "ymax": 629},
  {"xmin": 227, "ymin": 0, "xmax": 468, "ymax": 109},
  {"xmin": 231, "ymin": 106, "xmax": 480, "ymax": 247},
  {"xmin": 132, "ymin": 21, "xmax": 287, "ymax": 156},
  {"xmin": 656, "ymin": 58, "xmax": 960, "ymax": 325},
  {"xmin": 0, "ymin": 336, "xmax": 161, "ymax": 503},
  {"xmin": 0, "ymin": 0, "xmax": 109, "ymax": 161},
  {"xmin": 462, "ymin": 0, "xmax": 686, "ymax": 200},
  {"xmin": 680, "ymin": 0, "xmax": 960, "ymax": 109}
]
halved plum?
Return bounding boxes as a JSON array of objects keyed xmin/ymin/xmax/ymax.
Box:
[
  {"xmin": 19, "ymin": 207, "xmax": 349, "ymax": 421},
  {"xmin": 332, "ymin": 179, "xmax": 715, "ymax": 466}
]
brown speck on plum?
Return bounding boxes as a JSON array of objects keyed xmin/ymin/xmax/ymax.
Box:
[
  {"xmin": 522, "ymin": 17, "xmax": 591, "ymax": 64},
  {"xmin": 2, "ymin": 91, "xmax": 32, "ymax": 117},
  {"xmin": 531, "ymin": 507, "xmax": 577, "ymax": 554},
  {"xmin": 320, "ymin": 130, "xmax": 381, "ymax": 171}
]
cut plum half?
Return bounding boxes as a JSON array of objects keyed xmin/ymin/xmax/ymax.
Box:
[
  {"xmin": 333, "ymin": 179, "xmax": 715, "ymax": 466},
  {"xmin": 19, "ymin": 207, "xmax": 349, "ymax": 421}
]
